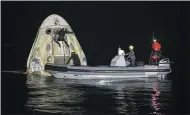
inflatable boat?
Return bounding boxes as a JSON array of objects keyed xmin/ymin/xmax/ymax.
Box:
[{"xmin": 45, "ymin": 48, "xmax": 172, "ymax": 79}]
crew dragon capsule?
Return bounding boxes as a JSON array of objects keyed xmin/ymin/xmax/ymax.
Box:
[{"xmin": 26, "ymin": 14, "xmax": 87, "ymax": 76}]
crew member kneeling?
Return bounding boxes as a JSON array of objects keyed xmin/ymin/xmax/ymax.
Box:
[{"xmin": 67, "ymin": 50, "xmax": 81, "ymax": 66}]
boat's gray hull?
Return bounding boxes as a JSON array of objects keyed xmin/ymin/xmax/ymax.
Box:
[{"xmin": 45, "ymin": 64, "xmax": 171, "ymax": 79}]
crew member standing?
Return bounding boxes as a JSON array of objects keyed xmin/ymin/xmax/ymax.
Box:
[
  {"xmin": 151, "ymin": 39, "xmax": 162, "ymax": 64},
  {"xmin": 125, "ymin": 45, "xmax": 136, "ymax": 66}
]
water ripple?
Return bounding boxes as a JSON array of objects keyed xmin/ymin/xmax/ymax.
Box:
[{"xmin": 26, "ymin": 76, "xmax": 172, "ymax": 115}]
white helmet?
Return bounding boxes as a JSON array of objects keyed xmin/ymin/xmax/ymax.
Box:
[{"xmin": 129, "ymin": 45, "xmax": 134, "ymax": 50}]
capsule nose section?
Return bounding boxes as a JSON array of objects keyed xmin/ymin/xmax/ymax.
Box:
[{"xmin": 40, "ymin": 14, "xmax": 71, "ymax": 30}]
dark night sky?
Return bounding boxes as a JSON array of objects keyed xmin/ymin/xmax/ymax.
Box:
[
  {"xmin": 1, "ymin": 1, "xmax": 190, "ymax": 113},
  {"xmin": 1, "ymin": 2, "xmax": 189, "ymax": 72}
]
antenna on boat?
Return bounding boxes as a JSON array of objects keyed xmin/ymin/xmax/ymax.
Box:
[
  {"xmin": 118, "ymin": 45, "xmax": 121, "ymax": 50},
  {"xmin": 153, "ymin": 32, "xmax": 156, "ymax": 42},
  {"xmin": 118, "ymin": 45, "xmax": 120, "ymax": 55}
]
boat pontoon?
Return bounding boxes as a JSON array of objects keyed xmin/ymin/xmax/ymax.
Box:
[{"xmin": 45, "ymin": 47, "xmax": 172, "ymax": 79}]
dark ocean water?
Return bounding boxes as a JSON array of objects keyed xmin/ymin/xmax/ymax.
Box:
[{"xmin": 3, "ymin": 72, "xmax": 184, "ymax": 115}]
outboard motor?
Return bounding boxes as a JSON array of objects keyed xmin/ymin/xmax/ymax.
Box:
[{"xmin": 158, "ymin": 58, "xmax": 171, "ymax": 68}]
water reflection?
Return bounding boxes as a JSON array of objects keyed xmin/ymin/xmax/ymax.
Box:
[
  {"xmin": 151, "ymin": 82, "xmax": 161, "ymax": 114},
  {"xmin": 26, "ymin": 77, "xmax": 172, "ymax": 115},
  {"xmin": 26, "ymin": 76, "xmax": 85, "ymax": 114}
]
